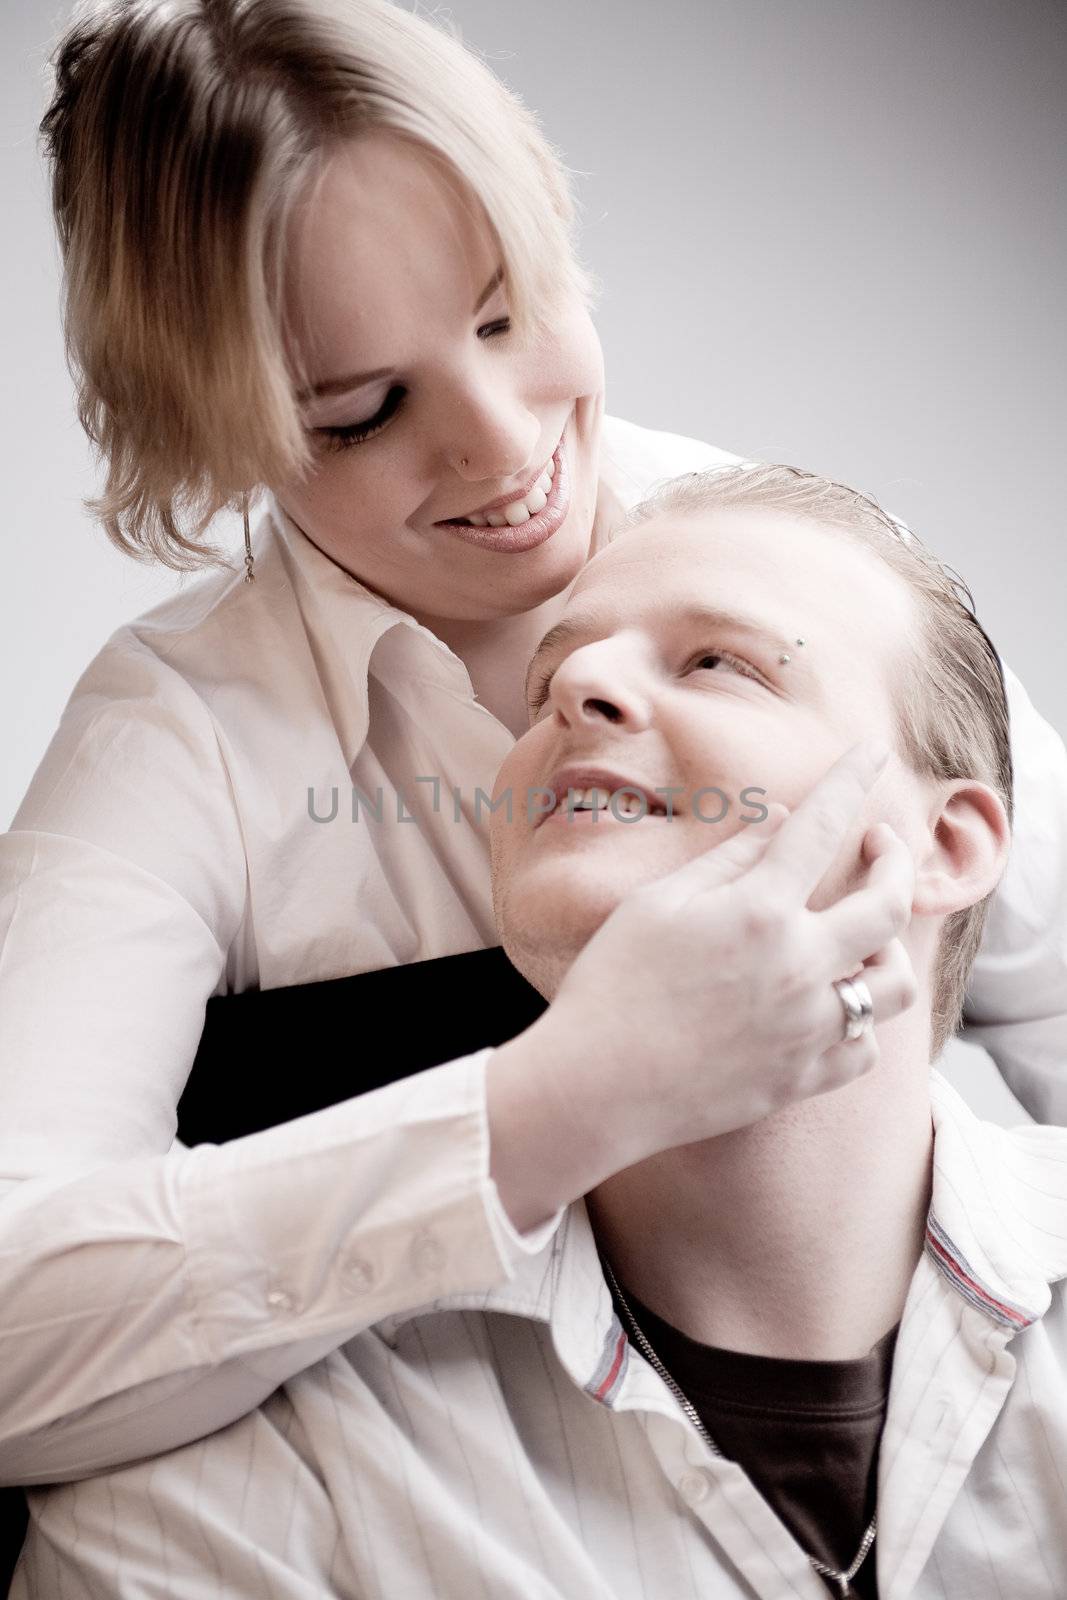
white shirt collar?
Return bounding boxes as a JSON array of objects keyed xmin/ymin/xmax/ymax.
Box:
[{"xmin": 381, "ymin": 1069, "xmax": 1067, "ymax": 1403}]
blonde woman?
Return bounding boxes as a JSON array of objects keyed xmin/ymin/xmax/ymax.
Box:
[{"xmin": 0, "ymin": 0, "xmax": 1063, "ymax": 1515}]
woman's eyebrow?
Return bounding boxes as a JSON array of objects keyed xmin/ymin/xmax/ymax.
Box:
[
  {"xmin": 524, "ymin": 603, "xmax": 795, "ymax": 700},
  {"xmin": 295, "ymin": 266, "xmax": 505, "ymax": 404}
]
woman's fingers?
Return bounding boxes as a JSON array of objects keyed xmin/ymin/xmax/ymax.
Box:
[
  {"xmin": 748, "ymin": 742, "xmax": 889, "ymax": 904},
  {"xmin": 633, "ymin": 803, "xmax": 791, "ymax": 910},
  {"xmin": 821, "ymin": 823, "xmax": 916, "ymax": 969},
  {"xmin": 815, "ymin": 939, "xmax": 920, "ymax": 1089},
  {"xmin": 688, "ymin": 802, "xmax": 790, "ymax": 888},
  {"xmin": 845, "ymin": 938, "xmax": 919, "ymax": 1026}
]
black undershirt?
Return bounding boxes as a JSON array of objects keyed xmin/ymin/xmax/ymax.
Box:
[{"xmin": 612, "ymin": 1281, "xmax": 898, "ymax": 1599}]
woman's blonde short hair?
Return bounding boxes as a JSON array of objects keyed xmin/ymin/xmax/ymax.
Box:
[
  {"xmin": 40, "ymin": 0, "xmax": 597, "ymax": 570},
  {"xmin": 623, "ymin": 463, "xmax": 1014, "ymax": 1060}
]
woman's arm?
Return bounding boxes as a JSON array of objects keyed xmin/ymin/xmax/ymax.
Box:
[
  {"xmin": 960, "ymin": 663, "xmax": 1067, "ymax": 1120},
  {"xmin": 0, "ymin": 1033, "xmax": 556, "ymax": 1486},
  {"xmin": 0, "ymin": 643, "xmax": 910, "ymax": 1484},
  {"xmin": 0, "ymin": 643, "xmax": 561, "ymax": 1485}
]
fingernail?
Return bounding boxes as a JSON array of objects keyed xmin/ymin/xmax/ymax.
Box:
[{"xmin": 866, "ymin": 741, "xmax": 891, "ymax": 771}]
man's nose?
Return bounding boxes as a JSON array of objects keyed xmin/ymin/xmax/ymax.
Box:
[{"xmin": 547, "ymin": 640, "xmax": 652, "ymax": 730}]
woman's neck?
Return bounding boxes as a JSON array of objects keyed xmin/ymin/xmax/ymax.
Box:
[{"xmin": 427, "ymin": 594, "xmax": 574, "ymax": 740}]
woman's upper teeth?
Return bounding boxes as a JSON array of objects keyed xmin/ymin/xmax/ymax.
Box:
[{"xmin": 463, "ymin": 453, "xmax": 555, "ymax": 526}]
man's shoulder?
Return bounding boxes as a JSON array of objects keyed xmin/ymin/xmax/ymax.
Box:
[
  {"xmin": 930, "ymin": 1072, "xmax": 1067, "ymax": 1315},
  {"xmin": 599, "ymin": 413, "xmax": 743, "ymax": 507}
]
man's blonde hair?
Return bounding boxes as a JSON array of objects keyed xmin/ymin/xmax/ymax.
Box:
[
  {"xmin": 624, "ymin": 464, "xmax": 1014, "ymax": 1058},
  {"xmin": 40, "ymin": 0, "xmax": 597, "ymax": 571}
]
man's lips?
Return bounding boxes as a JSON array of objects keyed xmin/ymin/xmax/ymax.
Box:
[{"xmin": 537, "ymin": 764, "xmax": 670, "ymax": 826}]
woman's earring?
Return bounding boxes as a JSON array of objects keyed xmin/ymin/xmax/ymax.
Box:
[{"xmin": 242, "ymin": 492, "xmax": 256, "ymax": 584}]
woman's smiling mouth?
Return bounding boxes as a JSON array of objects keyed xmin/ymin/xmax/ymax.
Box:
[{"xmin": 435, "ymin": 433, "xmax": 571, "ymax": 553}]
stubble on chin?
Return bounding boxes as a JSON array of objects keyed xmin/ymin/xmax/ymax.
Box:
[{"xmin": 495, "ymin": 881, "xmax": 582, "ymax": 1003}]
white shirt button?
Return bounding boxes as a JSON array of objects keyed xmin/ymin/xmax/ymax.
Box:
[
  {"xmin": 411, "ymin": 1235, "xmax": 445, "ymax": 1274},
  {"xmin": 266, "ymin": 1288, "xmax": 294, "ymax": 1313},
  {"xmin": 344, "ymin": 1257, "xmax": 377, "ymax": 1292},
  {"xmin": 929, "ymin": 1396, "xmax": 953, "ymax": 1439},
  {"xmin": 678, "ymin": 1470, "xmax": 710, "ymax": 1506}
]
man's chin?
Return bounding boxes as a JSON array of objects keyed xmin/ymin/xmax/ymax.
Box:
[
  {"xmin": 500, "ymin": 935, "xmax": 569, "ymax": 1002},
  {"xmin": 498, "ymin": 885, "xmax": 619, "ymax": 1002}
]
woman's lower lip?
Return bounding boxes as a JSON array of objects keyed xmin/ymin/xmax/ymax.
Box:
[{"xmin": 437, "ymin": 440, "xmax": 570, "ymax": 553}]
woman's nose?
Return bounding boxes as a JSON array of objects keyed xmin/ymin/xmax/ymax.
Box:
[{"xmin": 443, "ymin": 380, "xmax": 541, "ymax": 484}]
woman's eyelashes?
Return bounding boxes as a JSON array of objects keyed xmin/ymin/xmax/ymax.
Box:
[
  {"xmin": 316, "ymin": 385, "xmax": 406, "ymax": 451},
  {"xmin": 527, "ymin": 647, "xmax": 764, "ymax": 717},
  {"xmin": 313, "ymin": 315, "xmax": 513, "ymax": 452}
]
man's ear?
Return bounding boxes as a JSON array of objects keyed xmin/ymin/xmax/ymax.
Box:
[{"xmin": 912, "ymin": 780, "xmax": 1010, "ymax": 917}]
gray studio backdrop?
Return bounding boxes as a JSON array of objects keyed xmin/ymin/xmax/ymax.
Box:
[{"xmin": 2, "ymin": 0, "xmax": 1064, "ymax": 1121}]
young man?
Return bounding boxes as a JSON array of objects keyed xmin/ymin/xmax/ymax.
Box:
[{"xmin": 13, "ymin": 467, "xmax": 1066, "ymax": 1600}]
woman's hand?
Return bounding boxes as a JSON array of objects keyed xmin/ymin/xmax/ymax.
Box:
[{"xmin": 487, "ymin": 742, "xmax": 918, "ymax": 1233}]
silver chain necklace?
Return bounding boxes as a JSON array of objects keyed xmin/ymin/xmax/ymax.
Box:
[{"xmin": 600, "ymin": 1254, "xmax": 878, "ymax": 1598}]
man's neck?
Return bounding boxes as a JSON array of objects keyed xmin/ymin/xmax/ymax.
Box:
[{"xmin": 586, "ymin": 1019, "xmax": 934, "ymax": 1361}]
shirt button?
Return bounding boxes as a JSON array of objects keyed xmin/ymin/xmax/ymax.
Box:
[
  {"xmin": 930, "ymin": 1396, "xmax": 953, "ymax": 1439},
  {"xmin": 266, "ymin": 1288, "xmax": 294, "ymax": 1313},
  {"xmin": 343, "ymin": 1257, "xmax": 377, "ymax": 1292},
  {"xmin": 678, "ymin": 1471, "xmax": 709, "ymax": 1505},
  {"xmin": 411, "ymin": 1235, "xmax": 445, "ymax": 1274}
]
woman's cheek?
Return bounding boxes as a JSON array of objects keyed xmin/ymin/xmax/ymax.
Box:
[
  {"xmin": 525, "ymin": 297, "xmax": 603, "ymax": 401},
  {"xmin": 560, "ymin": 304, "xmax": 605, "ymax": 398}
]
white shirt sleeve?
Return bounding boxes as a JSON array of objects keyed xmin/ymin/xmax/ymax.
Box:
[
  {"xmin": 0, "ymin": 1045, "xmax": 562, "ymax": 1487},
  {"xmin": 960, "ymin": 663, "xmax": 1067, "ymax": 1122},
  {"xmin": 0, "ymin": 638, "xmax": 563, "ymax": 1487}
]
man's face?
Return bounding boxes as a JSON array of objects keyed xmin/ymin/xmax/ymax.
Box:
[{"xmin": 490, "ymin": 504, "xmax": 925, "ymax": 997}]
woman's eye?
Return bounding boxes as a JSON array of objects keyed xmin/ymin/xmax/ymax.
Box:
[
  {"xmin": 316, "ymin": 385, "xmax": 406, "ymax": 452},
  {"xmin": 314, "ymin": 317, "xmax": 512, "ymax": 452},
  {"xmin": 477, "ymin": 316, "xmax": 512, "ymax": 340}
]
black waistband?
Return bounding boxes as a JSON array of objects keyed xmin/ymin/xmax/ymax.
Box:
[{"xmin": 177, "ymin": 946, "xmax": 548, "ymax": 1146}]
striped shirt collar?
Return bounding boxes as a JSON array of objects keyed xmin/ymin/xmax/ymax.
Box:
[{"xmin": 383, "ymin": 1069, "xmax": 1067, "ymax": 1400}]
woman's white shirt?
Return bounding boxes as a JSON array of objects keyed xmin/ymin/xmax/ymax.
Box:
[{"xmin": 0, "ymin": 414, "xmax": 1064, "ymax": 1485}]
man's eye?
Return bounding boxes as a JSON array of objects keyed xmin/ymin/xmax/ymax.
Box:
[
  {"xmin": 527, "ymin": 647, "xmax": 764, "ymax": 718},
  {"xmin": 690, "ymin": 649, "xmax": 762, "ymax": 681},
  {"xmin": 528, "ymin": 668, "xmax": 554, "ymax": 716}
]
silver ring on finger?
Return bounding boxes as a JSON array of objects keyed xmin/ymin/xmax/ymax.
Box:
[{"xmin": 833, "ymin": 976, "xmax": 875, "ymax": 1042}]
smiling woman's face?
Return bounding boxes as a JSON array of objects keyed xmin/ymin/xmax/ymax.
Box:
[{"xmin": 274, "ymin": 130, "xmax": 606, "ymax": 627}]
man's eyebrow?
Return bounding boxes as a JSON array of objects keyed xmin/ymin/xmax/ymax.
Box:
[
  {"xmin": 295, "ymin": 265, "xmax": 505, "ymax": 404},
  {"xmin": 524, "ymin": 604, "xmax": 795, "ymax": 700}
]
